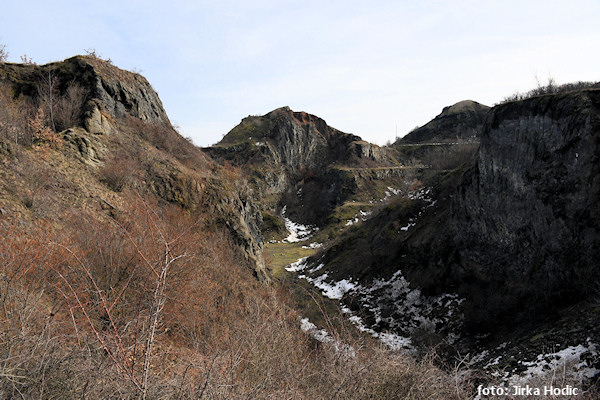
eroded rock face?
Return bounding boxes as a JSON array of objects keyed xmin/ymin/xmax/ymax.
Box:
[
  {"xmin": 308, "ymin": 89, "xmax": 600, "ymax": 350},
  {"xmin": 448, "ymin": 90, "xmax": 600, "ymax": 329},
  {"xmin": 206, "ymin": 106, "xmax": 397, "ymax": 225},
  {"xmin": 0, "ymin": 56, "xmax": 268, "ymax": 279},
  {"xmin": 63, "ymin": 56, "xmax": 172, "ymax": 134}
]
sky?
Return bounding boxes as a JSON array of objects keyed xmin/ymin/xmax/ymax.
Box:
[{"xmin": 1, "ymin": 0, "xmax": 599, "ymax": 147}]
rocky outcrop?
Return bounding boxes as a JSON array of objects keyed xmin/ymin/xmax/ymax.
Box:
[
  {"xmin": 0, "ymin": 56, "xmax": 267, "ymax": 279},
  {"xmin": 206, "ymin": 107, "xmax": 399, "ymax": 225},
  {"xmin": 0, "ymin": 56, "xmax": 171, "ymax": 135},
  {"xmin": 445, "ymin": 89, "xmax": 600, "ymax": 329},
  {"xmin": 397, "ymin": 100, "xmax": 489, "ymax": 144},
  {"xmin": 307, "ymin": 89, "xmax": 600, "ymax": 352}
]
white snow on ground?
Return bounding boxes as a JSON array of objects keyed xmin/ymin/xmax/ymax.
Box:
[
  {"xmin": 345, "ymin": 209, "xmax": 373, "ymax": 226},
  {"xmin": 302, "ymin": 242, "xmax": 323, "ymax": 249},
  {"xmin": 470, "ymin": 338, "xmax": 600, "ymax": 387},
  {"xmin": 298, "ymin": 273, "xmax": 357, "ymax": 300},
  {"xmin": 292, "ymin": 264, "xmax": 463, "ymax": 351},
  {"xmin": 383, "ymin": 187, "xmax": 401, "ymax": 199},
  {"xmin": 397, "ymin": 189, "xmax": 437, "ymax": 233},
  {"xmin": 344, "ymin": 309, "xmax": 412, "ymax": 350},
  {"xmin": 339, "ymin": 270, "xmax": 464, "ymax": 348},
  {"xmin": 281, "ymin": 206, "xmax": 317, "ymax": 242},
  {"xmin": 506, "ymin": 338, "xmax": 600, "ymax": 385},
  {"xmin": 299, "ymin": 317, "xmax": 355, "ymax": 358},
  {"xmin": 407, "ymin": 187, "xmax": 432, "ymax": 201},
  {"xmin": 400, "ymin": 222, "xmax": 416, "ymax": 231},
  {"xmin": 300, "ymin": 317, "xmax": 331, "ymax": 343},
  {"xmin": 285, "ymin": 257, "xmax": 309, "ymax": 272},
  {"xmin": 346, "ymin": 217, "xmax": 359, "ymax": 226}
]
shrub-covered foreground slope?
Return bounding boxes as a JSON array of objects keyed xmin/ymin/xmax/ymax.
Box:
[{"xmin": 0, "ymin": 56, "xmax": 480, "ymax": 399}]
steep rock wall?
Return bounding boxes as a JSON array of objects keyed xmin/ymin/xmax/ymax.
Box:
[
  {"xmin": 447, "ymin": 90, "xmax": 600, "ymax": 328},
  {"xmin": 207, "ymin": 107, "xmax": 398, "ymax": 225}
]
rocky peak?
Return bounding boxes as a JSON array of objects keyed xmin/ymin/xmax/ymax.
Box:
[
  {"xmin": 215, "ymin": 106, "xmax": 391, "ymax": 169},
  {"xmin": 207, "ymin": 107, "xmax": 400, "ymax": 225},
  {"xmin": 0, "ymin": 55, "xmax": 171, "ymax": 135},
  {"xmin": 397, "ymin": 99, "xmax": 489, "ymax": 144}
]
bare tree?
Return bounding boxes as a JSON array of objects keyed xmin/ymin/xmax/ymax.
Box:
[
  {"xmin": 37, "ymin": 72, "xmax": 59, "ymax": 131},
  {"xmin": 0, "ymin": 43, "xmax": 8, "ymax": 62}
]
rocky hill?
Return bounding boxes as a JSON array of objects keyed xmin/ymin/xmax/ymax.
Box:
[
  {"xmin": 0, "ymin": 55, "xmax": 482, "ymax": 399},
  {"xmin": 290, "ymin": 88, "xmax": 600, "ymax": 380},
  {"xmin": 396, "ymin": 99, "xmax": 489, "ymax": 144},
  {"xmin": 2, "ymin": 53, "xmax": 599, "ymax": 397},
  {"xmin": 0, "ymin": 55, "xmax": 267, "ymax": 279},
  {"xmin": 206, "ymin": 106, "xmax": 409, "ymax": 228}
]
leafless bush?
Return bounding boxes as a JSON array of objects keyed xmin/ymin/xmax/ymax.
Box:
[
  {"xmin": 0, "ymin": 82, "xmax": 34, "ymax": 145},
  {"xmin": 0, "ymin": 43, "xmax": 7, "ymax": 62},
  {"xmin": 99, "ymin": 152, "xmax": 138, "ymax": 191},
  {"xmin": 20, "ymin": 54, "xmax": 35, "ymax": 65},
  {"xmin": 55, "ymin": 83, "xmax": 87, "ymax": 131},
  {"xmin": 37, "ymin": 72, "xmax": 88, "ymax": 132},
  {"xmin": 501, "ymin": 78, "xmax": 598, "ymax": 104}
]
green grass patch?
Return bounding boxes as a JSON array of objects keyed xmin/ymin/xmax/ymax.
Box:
[{"xmin": 264, "ymin": 241, "xmax": 317, "ymax": 279}]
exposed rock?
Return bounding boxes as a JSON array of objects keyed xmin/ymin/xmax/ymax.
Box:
[
  {"xmin": 206, "ymin": 106, "xmax": 399, "ymax": 225},
  {"xmin": 306, "ymin": 89, "xmax": 600, "ymax": 360},
  {"xmin": 62, "ymin": 127, "xmax": 105, "ymax": 164},
  {"xmin": 0, "ymin": 56, "xmax": 267, "ymax": 279},
  {"xmin": 397, "ymin": 100, "xmax": 489, "ymax": 144},
  {"xmin": 446, "ymin": 90, "xmax": 600, "ymax": 330}
]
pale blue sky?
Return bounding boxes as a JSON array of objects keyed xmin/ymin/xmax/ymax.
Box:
[{"xmin": 2, "ymin": 0, "xmax": 599, "ymax": 146}]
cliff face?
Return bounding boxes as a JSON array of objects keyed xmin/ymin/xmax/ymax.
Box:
[
  {"xmin": 0, "ymin": 56, "xmax": 267, "ymax": 278},
  {"xmin": 207, "ymin": 106, "xmax": 399, "ymax": 225},
  {"xmin": 304, "ymin": 89, "xmax": 600, "ymax": 351},
  {"xmin": 447, "ymin": 90, "xmax": 600, "ymax": 327},
  {"xmin": 404, "ymin": 90, "xmax": 600, "ymax": 329}
]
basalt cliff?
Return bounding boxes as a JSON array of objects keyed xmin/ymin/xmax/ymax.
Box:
[{"xmin": 296, "ymin": 89, "xmax": 600, "ymax": 375}]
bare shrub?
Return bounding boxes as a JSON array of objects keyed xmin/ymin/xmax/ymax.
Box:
[
  {"xmin": 0, "ymin": 82, "xmax": 33, "ymax": 145},
  {"xmin": 37, "ymin": 71, "xmax": 60, "ymax": 131},
  {"xmin": 20, "ymin": 54, "xmax": 35, "ymax": 65},
  {"xmin": 55, "ymin": 83, "xmax": 88, "ymax": 131},
  {"xmin": 501, "ymin": 78, "xmax": 598, "ymax": 104},
  {"xmin": 0, "ymin": 43, "xmax": 7, "ymax": 62},
  {"xmin": 0, "ymin": 189, "xmax": 480, "ymax": 399},
  {"xmin": 99, "ymin": 151, "xmax": 138, "ymax": 191}
]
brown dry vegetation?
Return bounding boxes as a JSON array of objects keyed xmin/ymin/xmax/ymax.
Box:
[
  {"xmin": 0, "ymin": 195, "xmax": 473, "ymax": 399},
  {"xmin": 3, "ymin": 64, "xmax": 594, "ymax": 399},
  {"xmin": 0, "ymin": 78, "xmax": 480, "ymax": 398}
]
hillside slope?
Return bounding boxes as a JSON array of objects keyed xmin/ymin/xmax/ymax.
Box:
[
  {"xmin": 293, "ymin": 89, "xmax": 600, "ymax": 380},
  {"xmin": 206, "ymin": 106, "xmax": 412, "ymax": 230},
  {"xmin": 0, "ymin": 56, "xmax": 479, "ymax": 399},
  {"xmin": 396, "ymin": 100, "xmax": 489, "ymax": 144},
  {"xmin": 0, "ymin": 55, "xmax": 267, "ymax": 278}
]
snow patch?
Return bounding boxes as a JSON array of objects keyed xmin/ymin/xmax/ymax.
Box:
[
  {"xmin": 299, "ymin": 317, "xmax": 355, "ymax": 358},
  {"xmin": 507, "ymin": 339, "xmax": 600, "ymax": 385},
  {"xmin": 299, "ymin": 273, "xmax": 357, "ymax": 300},
  {"xmin": 301, "ymin": 242, "xmax": 323, "ymax": 249},
  {"xmin": 281, "ymin": 206, "xmax": 317, "ymax": 242},
  {"xmin": 345, "ymin": 209, "xmax": 372, "ymax": 226},
  {"xmin": 285, "ymin": 257, "xmax": 309, "ymax": 272}
]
